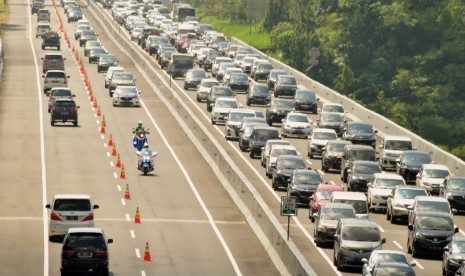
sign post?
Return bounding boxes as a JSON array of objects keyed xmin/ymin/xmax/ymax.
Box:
[{"xmin": 280, "ymin": 196, "xmax": 298, "ymax": 240}]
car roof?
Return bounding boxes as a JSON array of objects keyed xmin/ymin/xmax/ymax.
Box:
[
  {"xmin": 50, "ymin": 87, "xmax": 71, "ymax": 91},
  {"xmin": 396, "ymin": 186, "xmax": 426, "ymax": 191},
  {"xmin": 372, "ymin": 173, "xmax": 404, "ymax": 180},
  {"xmin": 414, "ymin": 211, "xmax": 453, "ymax": 218},
  {"xmin": 332, "ymin": 191, "xmax": 367, "ymax": 200},
  {"xmin": 375, "ymin": 262, "xmax": 412, "ymax": 269},
  {"xmin": 344, "ymin": 144, "xmax": 374, "ymax": 150},
  {"xmin": 327, "ymin": 140, "xmax": 351, "ymax": 145},
  {"xmin": 67, "ymin": 227, "xmax": 104, "ymax": 234},
  {"xmin": 402, "ymin": 150, "xmax": 429, "ymax": 155},
  {"xmin": 339, "ymin": 218, "xmax": 379, "ymax": 227},
  {"xmin": 370, "ymin": 249, "xmax": 407, "ymax": 255},
  {"xmin": 215, "ymin": 96, "xmax": 237, "ymax": 102},
  {"xmin": 312, "ymin": 128, "xmax": 337, "ymax": 133},
  {"xmin": 229, "ymin": 108, "xmax": 255, "ymax": 115},
  {"xmin": 318, "ymin": 184, "xmax": 344, "ymax": 191},
  {"xmin": 277, "ymin": 155, "xmax": 304, "ymax": 160},
  {"xmin": 271, "ymin": 144, "xmax": 296, "ymax": 151},
  {"xmin": 348, "ymin": 121, "xmax": 373, "ymax": 127},
  {"xmin": 352, "ymin": 160, "xmax": 379, "ymax": 166},
  {"xmin": 53, "ymin": 194, "xmax": 91, "ymax": 200},
  {"xmin": 253, "ymin": 125, "xmax": 277, "ymax": 131},
  {"xmin": 415, "ymin": 196, "xmax": 449, "ymax": 202},
  {"xmin": 383, "ymin": 135, "xmax": 412, "ymax": 141},
  {"xmin": 321, "ymin": 202, "xmax": 355, "ymax": 209},
  {"xmin": 422, "ymin": 164, "xmax": 449, "ymax": 170}
]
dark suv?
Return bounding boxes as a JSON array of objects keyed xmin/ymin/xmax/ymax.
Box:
[
  {"xmin": 61, "ymin": 228, "xmax": 113, "ymax": 275},
  {"xmin": 293, "ymin": 89, "xmax": 318, "ymax": 113},
  {"xmin": 206, "ymin": 85, "xmax": 234, "ymax": 112},
  {"xmin": 42, "ymin": 31, "xmax": 61, "ymax": 50},
  {"xmin": 347, "ymin": 161, "xmax": 382, "ymax": 192},
  {"xmin": 50, "ymin": 99, "xmax": 79, "ymax": 127},
  {"xmin": 321, "ymin": 140, "xmax": 352, "ymax": 172},
  {"xmin": 265, "ymin": 99, "xmax": 294, "ymax": 126},
  {"xmin": 342, "ymin": 121, "xmax": 378, "ymax": 148},
  {"xmin": 274, "ymin": 75, "xmax": 298, "ymax": 98},
  {"xmin": 396, "ymin": 150, "xmax": 432, "ymax": 182},
  {"xmin": 248, "ymin": 126, "xmax": 280, "ymax": 158}
]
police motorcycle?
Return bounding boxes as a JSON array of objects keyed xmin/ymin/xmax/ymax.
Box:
[{"xmin": 136, "ymin": 143, "xmax": 158, "ymax": 175}]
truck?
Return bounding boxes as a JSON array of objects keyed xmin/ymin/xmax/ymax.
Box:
[
  {"xmin": 168, "ymin": 53, "xmax": 194, "ymax": 79},
  {"xmin": 171, "ymin": 3, "xmax": 195, "ymax": 22}
]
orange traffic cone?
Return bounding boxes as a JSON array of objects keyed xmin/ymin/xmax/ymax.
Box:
[
  {"xmin": 115, "ymin": 154, "xmax": 121, "ymax": 168},
  {"xmin": 89, "ymin": 90, "xmax": 94, "ymax": 102},
  {"xmin": 71, "ymin": 45, "xmax": 75, "ymax": 54},
  {"xmin": 134, "ymin": 206, "xmax": 141, "ymax": 224},
  {"xmin": 100, "ymin": 125, "xmax": 106, "ymax": 134},
  {"xmin": 120, "ymin": 164, "xmax": 126, "ymax": 179},
  {"xmin": 96, "ymin": 105, "xmax": 101, "ymax": 116},
  {"xmin": 111, "ymin": 143, "xmax": 117, "ymax": 156},
  {"xmin": 101, "ymin": 115, "xmax": 106, "ymax": 127},
  {"xmin": 93, "ymin": 98, "xmax": 98, "ymax": 109},
  {"xmin": 124, "ymin": 184, "xmax": 131, "ymax": 200},
  {"xmin": 108, "ymin": 134, "xmax": 114, "ymax": 146},
  {"xmin": 143, "ymin": 241, "xmax": 152, "ymax": 261}
]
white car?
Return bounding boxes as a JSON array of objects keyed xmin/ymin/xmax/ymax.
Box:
[
  {"xmin": 223, "ymin": 67, "xmax": 243, "ymax": 83},
  {"xmin": 386, "ymin": 186, "xmax": 428, "ymax": 223},
  {"xmin": 196, "ymin": 78, "xmax": 219, "ymax": 102},
  {"xmin": 211, "ymin": 97, "xmax": 240, "ymax": 125},
  {"xmin": 104, "ymin": 66, "xmax": 124, "ymax": 88},
  {"xmin": 416, "ymin": 164, "xmax": 451, "ymax": 194},
  {"xmin": 112, "ymin": 86, "xmax": 141, "ymax": 107},
  {"xmin": 224, "ymin": 109, "xmax": 256, "ymax": 140},
  {"xmin": 281, "ymin": 112, "xmax": 313, "ymax": 138},
  {"xmin": 367, "ymin": 173, "xmax": 406, "ymax": 212},
  {"xmin": 260, "ymin": 139, "xmax": 291, "ymax": 167},
  {"xmin": 46, "ymin": 194, "xmax": 99, "ymax": 240},
  {"xmin": 378, "ymin": 136, "xmax": 414, "ymax": 170},
  {"xmin": 320, "ymin": 102, "xmax": 345, "ymax": 114},
  {"xmin": 307, "ymin": 128, "xmax": 338, "ymax": 158},
  {"xmin": 265, "ymin": 144, "xmax": 297, "ymax": 178}
]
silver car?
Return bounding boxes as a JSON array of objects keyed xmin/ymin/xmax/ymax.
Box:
[
  {"xmin": 224, "ymin": 109, "xmax": 256, "ymax": 140},
  {"xmin": 108, "ymin": 72, "xmax": 136, "ymax": 96},
  {"xmin": 43, "ymin": 70, "xmax": 69, "ymax": 93},
  {"xmin": 104, "ymin": 66, "xmax": 124, "ymax": 88},
  {"xmin": 112, "ymin": 86, "xmax": 141, "ymax": 107}
]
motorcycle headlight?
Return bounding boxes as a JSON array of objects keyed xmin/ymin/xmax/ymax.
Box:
[{"xmin": 143, "ymin": 156, "xmax": 150, "ymax": 160}]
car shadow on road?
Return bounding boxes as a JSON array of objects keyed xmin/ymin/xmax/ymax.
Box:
[{"xmin": 0, "ymin": 23, "xmax": 23, "ymax": 32}]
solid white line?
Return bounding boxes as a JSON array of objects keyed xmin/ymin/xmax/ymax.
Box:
[
  {"xmin": 28, "ymin": 2, "xmax": 49, "ymax": 275},
  {"xmin": 141, "ymin": 271, "xmax": 146, "ymax": 276},
  {"xmin": 121, "ymin": 198, "xmax": 126, "ymax": 206},
  {"xmin": 110, "ymin": 161, "xmax": 114, "ymax": 167},
  {"xmin": 117, "ymin": 185, "xmax": 122, "ymax": 192},
  {"xmin": 130, "ymin": 230, "xmax": 135, "ymax": 238},
  {"xmin": 414, "ymin": 260, "xmax": 424, "ymax": 270},
  {"xmin": 125, "ymin": 214, "xmax": 130, "ymax": 222},
  {"xmin": 135, "ymin": 248, "xmax": 141, "ymax": 259},
  {"xmin": 140, "ymin": 99, "xmax": 243, "ymax": 275},
  {"xmin": 378, "ymin": 225, "xmax": 385, "ymax": 233},
  {"xmin": 330, "ymin": 181, "xmax": 335, "ymax": 185},
  {"xmin": 113, "ymin": 172, "xmax": 118, "ymax": 179},
  {"xmin": 393, "ymin": 241, "xmax": 403, "ymax": 250}
]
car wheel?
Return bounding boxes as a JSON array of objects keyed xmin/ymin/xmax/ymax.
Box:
[
  {"xmin": 282, "ymin": 133, "xmax": 286, "ymax": 138},
  {"xmin": 272, "ymin": 180, "xmax": 278, "ymax": 191},
  {"xmin": 41, "ymin": 45, "xmax": 45, "ymax": 50},
  {"xmin": 97, "ymin": 68, "xmax": 100, "ymax": 73},
  {"xmin": 51, "ymin": 120, "xmax": 55, "ymax": 126},
  {"xmin": 386, "ymin": 208, "xmax": 391, "ymax": 221},
  {"xmin": 249, "ymin": 151, "xmax": 254, "ymax": 159},
  {"xmin": 411, "ymin": 245, "xmax": 419, "ymax": 258},
  {"xmin": 73, "ymin": 121, "xmax": 78, "ymax": 127},
  {"xmin": 211, "ymin": 119, "xmax": 215, "ymax": 125},
  {"xmin": 105, "ymin": 83, "xmax": 108, "ymax": 88},
  {"xmin": 239, "ymin": 142, "xmax": 245, "ymax": 152},
  {"xmin": 184, "ymin": 84, "xmax": 188, "ymax": 90},
  {"xmin": 390, "ymin": 212, "xmax": 397, "ymax": 224},
  {"xmin": 407, "ymin": 237, "xmax": 412, "ymax": 254},
  {"xmin": 323, "ymin": 163, "xmax": 328, "ymax": 173},
  {"xmin": 246, "ymin": 99, "xmax": 250, "ymax": 106}
]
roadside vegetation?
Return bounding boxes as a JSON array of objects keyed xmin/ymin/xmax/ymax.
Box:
[{"xmin": 190, "ymin": 0, "xmax": 465, "ymax": 160}]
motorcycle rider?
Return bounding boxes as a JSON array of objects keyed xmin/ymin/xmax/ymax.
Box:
[
  {"xmin": 137, "ymin": 142, "xmax": 154, "ymax": 170},
  {"xmin": 133, "ymin": 121, "xmax": 146, "ymax": 134}
]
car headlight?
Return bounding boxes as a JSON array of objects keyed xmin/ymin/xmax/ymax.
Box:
[
  {"xmin": 415, "ymin": 233, "xmax": 425, "ymax": 240},
  {"xmin": 447, "ymin": 235, "xmax": 454, "ymax": 241},
  {"xmin": 393, "ymin": 202, "xmax": 405, "ymax": 208},
  {"xmin": 449, "ymin": 256, "xmax": 464, "ymax": 265},
  {"xmin": 446, "ymin": 192, "xmax": 453, "ymax": 199},
  {"xmin": 276, "ymin": 169, "xmax": 282, "ymax": 174},
  {"xmin": 422, "ymin": 181, "xmax": 431, "ymax": 186},
  {"xmin": 114, "ymin": 94, "xmax": 119, "ymax": 98},
  {"xmin": 310, "ymin": 144, "xmax": 318, "ymax": 149},
  {"xmin": 317, "ymin": 225, "xmax": 326, "ymax": 232}
]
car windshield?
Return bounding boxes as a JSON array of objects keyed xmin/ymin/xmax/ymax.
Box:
[
  {"xmin": 397, "ymin": 189, "xmax": 427, "ymax": 199},
  {"xmin": 321, "ymin": 113, "xmax": 343, "ymax": 122},
  {"xmin": 323, "ymin": 105, "xmax": 344, "ymax": 113},
  {"xmin": 370, "ymin": 253, "xmax": 408, "ymax": 265},
  {"xmin": 416, "ymin": 201, "xmax": 450, "ymax": 213},
  {"xmin": 243, "ymin": 58, "xmax": 256, "ymax": 64},
  {"xmin": 63, "ymin": 233, "xmax": 106, "ymax": 250},
  {"xmin": 100, "ymin": 55, "xmax": 117, "ymax": 62},
  {"xmin": 346, "ymin": 150, "xmax": 375, "ymax": 160},
  {"xmin": 231, "ymin": 74, "xmax": 248, "ymax": 81},
  {"xmin": 287, "ymin": 115, "xmax": 309, "ymax": 123},
  {"xmin": 374, "ymin": 178, "xmax": 405, "ymax": 189},
  {"xmin": 417, "ymin": 216, "xmax": 454, "ymax": 231},
  {"xmin": 342, "ymin": 226, "xmax": 380, "ymax": 241},
  {"xmin": 46, "ymin": 72, "xmax": 66, "ymax": 78},
  {"xmin": 279, "ymin": 76, "xmax": 296, "ymax": 84},
  {"xmin": 328, "ymin": 143, "xmax": 348, "ymax": 152},
  {"xmin": 349, "ymin": 123, "xmax": 373, "ymax": 133},
  {"xmin": 335, "ymin": 199, "xmax": 367, "ymax": 214},
  {"xmin": 313, "ymin": 132, "xmax": 337, "ymax": 140},
  {"xmin": 87, "ymin": 41, "xmax": 101, "ymax": 47},
  {"xmin": 51, "ymin": 90, "xmax": 71, "ymax": 97},
  {"xmin": 403, "ymin": 153, "xmax": 431, "ymax": 164},
  {"xmin": 82, "ymin": 31, "xmax": 96, "ymax": 36},
  {"xmin": 116, "ymin": 87, "xmax": 138, "ymax": 94},
  {"xmin": 294, "ymin": 171, "xmax": 322, "ymax": 184},
  {"xmin": 252, "ymin": 85, "xmax": 269, "ymax": 95},
  {"xmin": 273, "ymin": 100, "xmax": 294, "ymax": 108},
  {"xmin": 254, "ymin": 129, "xmax": 279, "ymax": 140},
  {"xmin": 229, "ymin": 112, "xmax": 255, "ymax": 122},
  {"xmin": 216, "ymin": 100, "xmax": 237, "ymax": 108},
  {"xmin": 92, "ymin": 48, "xmax": 106, "ymax": 54},
  {"xmin": 271, "ymin": 149, "xmax": 297, "ymax": 158},
  {"xmin": 425, "ymin": 169, "xmax": 449, "ymax": 178},
  {"xmin": 316, "ymin": 190, "xmax": 336, "ymax": 200},
  {"xmin": 54, "ymin": 199, "xmax": 90, "ymax": 211},
  {"xmin": 278, "ymin": 158, "xmax": 306, "ymax": 169},
  {"xmin": 384, "ymin": 140, "xmax": 412, "ymax": 150},
  {"xmin": 202, "ymin": 81, "xmax": 219, "ymax": 88},
  {"xmin": 373, "ymin": 266, "xmax": 415, "ymax": 276},
  {"xmin": 296, "ymin": 91, "xmax": 316, "ymax": 101},
  {"xmin": 321, "ymin": 208, "xmax": 355, "ymax": 220},
  {"xmin": 190, "ymin": 70, "xmax": 206, "ymax": 77},
  {"xmin": 449, "ymin": 178, "xmax": 465, "ymax": 190},
  {"xmin": 77, "ymin": 25, "xmax": 91, "ymax": 31},
  {"xmin": 258, "ymin": 63, "xmax": 272, "ymax": 70},
  {"xmin": 55, "ymin": 101, "xmax": 76, "ymax": 108},
  {"xmin": 353, "ymin": 164, "xmax": 381, "ymax": 174},
  {"xmin": 451, "ymin": 241, "xmax": 465, "ymax": 253},
  {"xmin": 114, "ymin": 74, "xmax": 134, "ymax": 80},
  {"xmin": 213, "ymin": 87, "xmax": 233, "ymax": 95}
]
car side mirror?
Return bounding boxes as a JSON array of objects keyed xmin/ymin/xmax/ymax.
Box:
[
  {"xmin": 41, "ymin": 57, "xmax": 44, "ymax": 60},
  {"xmin": 395, "ymin": 158, "xmax": 401, "ymax": 163},
  {"xmin": 347, "ymin": 169, "xmax": 352, "ymax": 173},
  {"xmin": 407, "ymin": 205, "xmax": 413, "ymax": 210},
  {"xmin": 333, "ymin": 234, "xmax": 339, "ymax": 241},
  {"xmin": 312, "ymin": 213, "xmax": 319, "ymax": 220},
  {"xmin": 63, "ymin": 58, "xmax": 66, "ymax": 60},
  {"xmin": 408, "ymin": 225, "xmax": 413, "ymax": 231},
  {"xmin": 67, "ymin": 76, "xmax": 70, "ymax": 78},
  {"xmin": 410, "ymin": 261, "xmax": 416, "ymax": 267},
  {"xmin": 72, "ymin": 94, "xmax": 76, "ymax": 97},
  {"xmin": 93, "ymin": 205, "xmax": 99, "ymax": 209},
  {"xmin": 374, "ymin": 130, "xmax": 378, "ymax": 134},
  {"xmin": 381, "ymin": 237, "xmax": 386, "ymax": 244},
  {"xmin": 444, "ymin": 247, "xmax": 450, "ymax": 252},
  {"xmin": 378, "ymin": 144, "xmax": 383, "ymax": 149},
  {"xmin": 107, "ymin": 238, "xmax": 113, "ymax": 244},
  {"xmin": 77, "ymin": 106, "xmax": 81, "ymax": 109},
  {"xmin": 367, "ymin": 183, "xmax": 372, "ymax": 188},
  {"xmin": 45, "ymin": 204, "xmax": 51, "ymax": 209},
  {"xmin": 456, "ymin": 227, "xmax": 460, "ymax": 233}
]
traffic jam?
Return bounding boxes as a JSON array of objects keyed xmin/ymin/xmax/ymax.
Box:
[{"xmin": 32, "ymin": 0, "xmax": 465, "ymax": 275}]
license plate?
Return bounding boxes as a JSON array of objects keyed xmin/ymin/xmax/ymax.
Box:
[
  {"xmin": 294, "ymin": 130, "xmax": 303, "ymax": 134},
  {"xmin": 61, "ymin": 112, "xmax": 69, "ymax": 115},
  {"xmin": 66, "ymin": 216, "xmax": 78, "ymax": 220},
  {"xmin": 430, "ymin": 246, "xmax": 442, "ymax": 251},
  {"xmin": 77, "ymin": 252, "xmax": 92, "ymax": 258}
]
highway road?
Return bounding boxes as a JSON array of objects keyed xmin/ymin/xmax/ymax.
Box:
[{"xmin": 1, "ymin": 0, "xmax": 463, "ymax": 275}]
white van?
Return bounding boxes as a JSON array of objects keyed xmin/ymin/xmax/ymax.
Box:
[
  {"xmin": 331, "ymin": 191, "xmax": 369, "ymax": 219},
  {"xmin": 378, "ymin": 136, "xmax": 413, "ymax": 170}
]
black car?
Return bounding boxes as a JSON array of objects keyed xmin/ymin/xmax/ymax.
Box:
[
  {"xmin": 148, "ymin": 36, "xmax": 170, "ymax": 56},
  {"xmin": 272, "ymin": 155, "xmax": 307, "ymax": 191},
  {"xmin": 312, "ymin": 203, "xmax": 356, "ymax": 246},
  {"xmin": 67, "ymin": 9, "xmax": 82, "ymax": 22},
  {"xmin": 347, "ymin": 161, "xmax": 382, "ymax": 192},
  {"xmin": 79, "ymin": 30, "xmax": 98, "ymax": 47},
  {"xmin": 206, "ymin": 85, "xmax": 234, "ymax": 112},
  {"xmin": 41, "ymin": 31, "xmax": 61, "ymax": 50},
  {"xmin": 342, "ymin": 121, "xmax": 378, "ymax": 148},
  {"xmin": 288, "ymin": 169, "xmax": 324, "ymax": 205},
  {"xmin": 61, "ymin": 228, "xmax": 112, "ymax": 275},
  {"xmin": 274, "ymin": 75, "xmax": 298, "ymax": 98},
  {"xmin": 293, "ymin": 89, "xmax": 319, "ymax": 113},
  {"xmin": 246, "ymin": 83, "xmax": 270, "ymax": 106},
  {"xmin": 226, "ymin": 73, "xmax": 249, "ymax": 92},
  {"xmin": 88, "ymin": 48, "xmax": 108, "ymax": 64},
  {"xmin": 396, "ymin": 151, "xmax": 432, "ymax": 182},
  {"xmin": 321, "ymin": 140, "xmax": 352, "ymax": 172},
  {"xmin": 203, "ymin": 50, "xmax": 223, "ymax": 71},
  {"xmin": 443, "ymin": 236, "xmax": 465, "ymax": 276},
  {"xmin": 267, "ymin": 69, "xmax": 287, "ymax": 90},
  {"xmin": 253, "ymin": 62, "xmax": 273, "ymax": 81},
  {"xmin": 50, "ymin": 99, "xmax": 79, "ymax": 127},
  {"xmin": 371, "ymin": 262, "xmax": 416, "ymax": 276},
  {"xmin": 265, "ymin": 99, "xmax": 294, "ymax": 126},
  {"xmin": 317, "ymin": 112, "xmax": 345, "ymax": 136},
  {"xmin": 159, "ymin": 50, "xmax": 175, "ymax": 69},
  {"xmin": 407, "ymin": 212, "xmax": 458, "ymax": 257},
  {"xmin": 440, "ymin": 176, "xmax": 465, "ymax": 212},
  {"xmin": 97, "ymin": 54, "xmax": 118, "ymax": 73},
  {"xmin": 183, "ymin": 69, "xmax": 207, "ymax": 90},
  {"xmin": 248, "ymin": 126, "xmax": 280, "ymax": 158}
]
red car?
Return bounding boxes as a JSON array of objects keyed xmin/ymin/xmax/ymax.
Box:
[{"xmin": 309, "ymin": 184, "xmax": 344, "ymax": 221}]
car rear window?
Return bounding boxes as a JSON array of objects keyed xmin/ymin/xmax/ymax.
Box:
[
  {"xmin": 46, "ymin": 72, "xmax": 66, "ymax": 78},
  {"xmin": 64, "ymin": 233, "xmax": 106, "ymax": 250},
  {"xmin": 55, "ymin": 101, "xmax": 76, "ymax": 108},
  {"xmin": 54, "ymin": 199, "xmax": 91, "ymax": 211},
  {"xmin": 46, "ymin": 55, "xmax": 63, "ymax": 60},
  {"xmin": 51, "ymin": 90, "xmax": 71, "ymax": 97}
]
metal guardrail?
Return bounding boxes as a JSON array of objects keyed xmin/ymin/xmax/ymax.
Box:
[{"xmin": 230, "ymin": 37, "xmax": 465, "ymax": 176}]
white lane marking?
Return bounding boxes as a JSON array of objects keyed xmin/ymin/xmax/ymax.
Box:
[
  {"xmin": 138, "ymin": 100, "xmax": 243, "ymax": 275},
  {"xmin": 459, "ymin": 229, "xmax": 465, "ymax": 237},
  {"xmin": 141, "ymin": 271, "xmax": 146, "ymax": 276},
  {"xmin": 101, "ymin": 134, "xmax": 105, "ymax": 140},
  {"xmin": 121, "ymin": 198, "xmax": 126, "ymax": 206},
  {"xmin": 113, "ymin": 172, "xmax": 118, "ymax": 179},
  {"xmin": 135, "ymin": 248, "xmax": 141, "ymax": 259},
  {"xmin": 125, "ymin": 214, "xmax": 130, "ymax": 222},
  {"xmin": 103, "ymin": 142, "xmax": 108, "ymax": 147},
  {"xmin": 317, "ymin": 170, "xmax": 324, "ymax": 175},
  {"xmin": 330, "ymin": 181, "xmax": 335, "ymax": 185},
  {"xmin": 107, "ymin": 152, "xmax": 111, "ymax": 157},
  {"xmin": 413, "ymin": 260, "xmax": 424, "ymax": 270},
  {"xmin": 130, "ymin": 230, "xmax": 135, "ymax": 238},
  {"xmin": 117, "ymin": 184, "xmax": 122, "ymax": 191},
  {"xmin": 110, "ymin": 161, "xmax": 114, "ymax": 167},
  {"xmin": 393, "ymin": 241, "xmax": 403, "ymax": 250},
  {"xmin": 96, "ymin": 120, "xmax": 100, "ymax": 125},
  {"xmin": 378, "ymin": 225, "xmax": 385, "ymax": 233},
  {"xmin": 28, "ymin": 2, "xmax": 49, "ymax": 275},
  {"xmin": 306, "ymin": 160, "xmax": 312, "ymax": 166}
]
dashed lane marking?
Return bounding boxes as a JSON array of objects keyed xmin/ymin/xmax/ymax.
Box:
[
  {"xmin": 135, "ymin": 248, "xmax": 141, "ymax": 259},
  {"xmin": 393, "ymin": 241, "xmax": 403, "ymax": 250},
  {"xmin": 121, "ymin": 198, "xmax": 126, "ymax": 206},
  {"xmin": 413, "ymin": 260, "xmax": 424, "ymax": 269},
  {"xmin": 125, "ymin": 214, "xmax": 130, "ymax": 222},
  {"xmin": 117, "ymin": 185, "xmax": 121, "ymax": 192},
  {"xmin": 130, "ymin": 230, "xmax": 135, "ymax": 238}
]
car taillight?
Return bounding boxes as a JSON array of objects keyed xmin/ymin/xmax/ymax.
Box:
[
  {"xmin": 53, "ymin": 109, "xmax": 60, "ymax": 114},
  {"xmin": 95, "ymin": 250, "xmax": 107, "ymax": 257},
  {"xmin": 62, "ymin": 250, "xmax": 76, "ymax": 257},
  {"xmin": 82, "ymin": 213, "xmax": 94, "ymax": 222},
  {"xmin": 50, "ymin": 212, "xmax": 62, "ymax": 221}
]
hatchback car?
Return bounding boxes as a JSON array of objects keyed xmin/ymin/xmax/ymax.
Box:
[
  {"xmin": 97, "ymin": 54, "xmax": 118, "ymax": 73},
  {"xmin": 267, "ymin": 69, "xmax": 287, "ymax": 90},
  {"xmin": 416, "ymin": 163, "xmax": 451, "ymax": 195},
  {"xmin": 253, "ymin": 62, "xmax": 273, "ymax": 81},
  {"xmin": 288, "ymin": 169, "xmax": 324, "ymax": 205},
  {"xmin": 88, "ymin": 47, "xmax": 108, "ymax": 64},
  {"xmin": 312, "ymin": 203, "xmax": 356, "ymax": 246},
  {"xmin": 50, "ymin": 99, "xmax": 79, "ymax": 126},
  {"xmin": 274, "ymin": 75, "xmax": 298, "ymax": 98},
  {"xmin": 249, "ymin": 126, "xmax": 280, "ymax": 159},
  {"xmin": 396, "ymin": 150, "xmax": 432, "ymax": 182},
  {"xmin": 48, "ymin": 87, "xmax": 75, "ymax": 113},
  {"xmin": 386, "ymin": 186, "xmax": 428, "ymax": 223},
  {"xmin": 281, "ymin": 112, "xmax": 313, "ymax": 139},
  {"xmin": 226, "ymin": 73, "xmax": 249, "ymax": 92},
  {"xmin": 43, "ymin": 70, "xmax": 69, "ymax": 93},
  {"xmin": 321, "ymin": 102, "xmax": 345, "ymax": 114},
  {"xmin": 293, "ymin": 89, "xmax": 318, "ymax": 113},
  {"xmin": 342, "ymin": 121, "xmax": 378, "ymax": 148},
  {"xmin": 246, "ymin": 83, "xmax": 271, "ymax": 106},
  {"xmin": 42, "ymin": 53, "xmax": 65, "ymax": 73},
  {"xmin": 307, "ymin": 128, "xmax": 338, "ymax": 158},
  {"xmin": 61, "ymin": 228, "xmax": 112, "ymax": 275},
  {"xmin": 46, "ymin": 194, "xmax": 99, "ymax": 240},
  {"xmin": 112, "ymin": 86, "xmax": 141, "ymax": 107},
  {"xmin": 265, "ymin": 99, "xmax": 295, "ymax": 126},
  {"xmin": 309, "ymin": 184, "xmax": 345, "ymax": 220},
  {"xmin": 36, "ymin": 23, "xmax": 51, "ymax": 38},
  {"xmin": 37, "ymin": 9, "xmax": 50, "ymax": 22},
  {"xmin": 367, "ymin": 173, "xmax": 406, "ymax": 212},
  {"xmin": 272, "ymin": 155, "xmax": 307, "ymax": 190},
  {"xmin": 347, "ymin": 161, "xmax": 382, "ymax": 192},
  {"xmin": 183, "ymin": 68, "xmax": 207, "ymax": 90}
]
